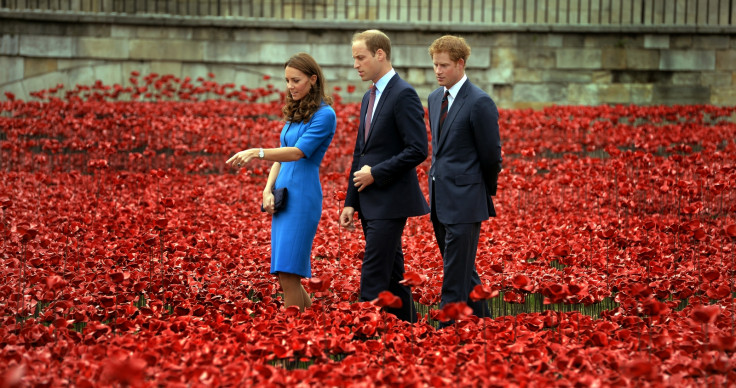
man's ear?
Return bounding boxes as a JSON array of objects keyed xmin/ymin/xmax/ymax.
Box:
[{"xmin": 375, "ymin": 49, "xmax": 385, "ymax": 61}]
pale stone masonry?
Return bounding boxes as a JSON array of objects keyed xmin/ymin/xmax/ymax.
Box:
[{"xmin": 0, "ymin": 18, "xmax": 734, "ymax": 108}]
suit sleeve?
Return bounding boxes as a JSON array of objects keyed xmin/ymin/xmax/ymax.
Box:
[
  {"xmin": 370, "ymin": 87, "xmax": 428, "ymax": 186},
  {"xmin": 470, "ymin": 94, "xmax": 502, "ymax": 196}
]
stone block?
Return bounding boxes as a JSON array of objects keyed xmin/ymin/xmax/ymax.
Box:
[
  {"xmin": 1, "ymin": 35, "xmax": 19, "ymax": 55},
  {"xmin": 77, "ymin": 38, "xmax": 129, "ymax": 59},
  {"xmin": 585, "ymin": 35, "xmax": 631, "ymax": 48},
  {"xmin": 629, "ymin": 84, "xmax": 654, "ymax": 104},
  {"xmin": 513, "ymin": 68, "xmax": 542, "ymax": 83},
  {"xmin": 653, "ymin": 85, "xmax": 710, "ymax": 104},
  {"xmin": 566, "ymin": 84, "xmax": 597, "ymax": 105},
  {"xmin": 487, "ymin": 67, "xmax": 513, "ymax": 84},
  {"xmin": 601, "ymin": 48, "xmax": 627, "ymax": 69},
  {"xmin": 511, "ymin": 101, "xmax": 552, "ymax": 110},
  {"xmin": 423, "ymin": 68, "xmax": 437, "ymax": 86},
  {"xmin": 701, "ymin": 72, "xmax": 732, "ymax": 87},
  {"xmin": 58, "ymin": 59, "xmax": 103, "ymax": 71},
  {"xmin": 626, "ymin": 49, "xmax": 659, "ymax": 70},
  {"xmin": 414, "ymin": 86, "xmax": 435, "ymax": 103},
  {"xmin": 562, "ymin": 35, "xmax": 585, "ymax": 48},
  {"xmin": 310, "ymin": 44, "xmax": 353, "ymax": 67},
  {"xmin": 150, "ymin": 61, "xmax": 183, "ymax": 78},
  {"xmin": 518, "ymin": 34, "xmax": 549, "ymax": 48},
  {"xmin": 490, "ymin": 33, "xmax": 516, "ymax": 47},
  {"xmin": 672, "ymin": 72, "xmax": 701, "ymax": 85},
  {"xmin": 91, "ymin": 63, "xmax": 125, "ymax": 87},
  {"xmin": 660, "ymin": 50, "xmax": 715, "ymax": 71},
  {"xmin": 711, "ymin": 86, "xmax": 736, "ymax": 105},
  {"xmin": 19, "ymin": 35, "xmax": 74, "ymax": 58},
  {"xmin": 0, "ymin": 56, "xmax": 24, "ymax": 84},
  {"xmin": 547, "ymin": 34, "xmax": 563, "ymax": 48},
  {"xmin": 394, "ymin": 45, "xmax": 438, "ymax": 67},
  {"xmin": 130, "ymin": 39, "xmax": 205, "ymax": 61},
  {"xmin": 406, "ymin": 68, "xmax": 427, "ymax": 86},
  {"xmin": 67, "ymin": 24, "xmax": 111, "ymax": 38},
  {"xmin": 671, "ymin": 36, "xmax": 693, "ymax": 49},
  {"xmin": 24, "ymin": 58, "xmax": 57, "ymax": 78},
  {"xmin": 21, "ymin": 72, "xmax": 67, "ymax": 96},
  {"xmin": 308, "ymin": 30, "xmax": 352, "ymax": 45},
  {"xmin": 491, "ymin": 47, "xmax": 517, "ymax": 69},
  {"xmin": 467, "ymin": 46, "xmax": 491, "ymax": 68},
  {"xmin": 0, "ymin": 81, "xmax": 26, "ymax": 101},
  {"xmin": 592, "ymin": 71, "xmax": 612, "ymax": 84},
  {"xmin": 693, "ymin": 35, "xmax": 730, "ymax": 50},
  {"xmin": 259, "ymin": 43, "xmax": 314, "ymax": 65},
  {"xmin": 205, "ymin": 41, "xmax": 262, "ymax": 64},
  {"xmin": 644, "ymin": 35, "xmax": 669, "ymax": 49},
  {"xmin": 513, "ymin": 83, "xmax": 566, "ymax": 102},
  {"xmin": 598, "ymin": 84, "xmax": 630, "ymax": 104},
  {"xmin": 528, "ymin": 49, "xmax": 555, "ymax": 69},
  {"xmin": 492, "ymin": 84, "xmax": 513, "ymax": 102},
  {"xmin": 110, "ymin": 26, "xmax": 136, "ymax": 39},
  {"xmin": 557, "ymin": 49, "xmax": 601, "ymax": 69},
  {"xmin": 136, "ymin": 26, "xmax": 170, "ymax": 39},
  {"xmin": 192, "ymin": 28, "xmax": 230, "ymax": 41},
  {"xmin": 716, "ymin": 50, "xmax": 736, "ymax": 70},
  {"xmin": 544, "ymin": 70, "xmax": 592, "ymax": 83}
]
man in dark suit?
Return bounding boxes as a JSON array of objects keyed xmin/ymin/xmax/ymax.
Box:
[
  {"xmin": 339, "ymin": 29, "xmax": 430, "ymax": 322},
  {"xmin": 427, "ymin": 35, "xmax": 502, "ymax": 327}
]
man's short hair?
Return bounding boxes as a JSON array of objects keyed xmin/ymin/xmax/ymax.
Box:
[
  {"xmin": 353, "ymin": 29, "xmax": 392, "ymax": 61},
  {"xmin": 429, "ymin": 35, "xmax": 471, "ymax": 63}
]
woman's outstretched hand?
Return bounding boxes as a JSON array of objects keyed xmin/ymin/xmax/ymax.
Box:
[{"xmin": 226, "ymin": 149, "xmax": 259, "ymax": 167}]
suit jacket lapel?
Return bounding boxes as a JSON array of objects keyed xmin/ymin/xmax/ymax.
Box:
[
  {"xmin": 437, "ymin": 81, "xmax": 470, "ymax": 151},
  {"xmin": 430, "ymin": 91, "xmax": 442, "ymax": 152}
]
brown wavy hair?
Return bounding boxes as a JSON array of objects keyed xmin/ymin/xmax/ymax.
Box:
[
  {"xmin": 428, "ymin": 35, "xmax": 471, "ymax": 63},
  {"xmin": 282, "ymin": 53, "xmax": 332, "ymax": 123}
]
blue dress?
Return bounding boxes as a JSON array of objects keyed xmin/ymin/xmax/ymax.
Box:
[{"xmin": 270, "ymin": 103, "xmax": 336, "ymax": 278}]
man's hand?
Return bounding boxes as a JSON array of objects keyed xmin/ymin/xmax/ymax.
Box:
[
  {"xmin": 339, "ymin": 207, "xmax": 356, "ymax": 230},
  {"xmin": 353, "ymin": 165, "xmax": 374, "ymax": 192}
]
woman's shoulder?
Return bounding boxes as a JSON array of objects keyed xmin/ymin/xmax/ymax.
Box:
[
  {"xmin": 313, "ymin": 102, "xmax": 336, "ymax": 121},
  {"xmin": 317, "ymin": 102, "xmax": 336, "ymax": 114}
]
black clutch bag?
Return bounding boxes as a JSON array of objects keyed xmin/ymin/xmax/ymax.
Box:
[{"xmin": 262, "ymin": 187, "xmax": 288, "ymax": 212}]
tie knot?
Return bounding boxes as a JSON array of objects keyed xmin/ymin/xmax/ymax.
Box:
[
  {"xmin": 370, "ymin": 85, "xmax": 377, "ymax": 95},
  {"xmin": 442, "ymin": 90, "xmax": 450, "ymax": 100}
]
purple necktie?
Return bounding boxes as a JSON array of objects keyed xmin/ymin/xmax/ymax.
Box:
[
  {"xmin": 364, "ymin": 85, "xmax": 377, "ymax": 142},
  {"xmin": 438, "ymin": 90, "xmax": 450, "ymax": 136}
]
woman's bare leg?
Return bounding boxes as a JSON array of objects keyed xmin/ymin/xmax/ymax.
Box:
[{"xmin": 278, "ymin": 273, "xmax": 311, "ymax": 311}]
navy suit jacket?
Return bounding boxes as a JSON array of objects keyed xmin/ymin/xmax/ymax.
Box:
[
  {"xmin": 428, "ymin": 80, "xmax": 502, "ymax": 224},
  {"xmin": 345, "ymin": 74, "xmax": 430, "ymax": 219}
]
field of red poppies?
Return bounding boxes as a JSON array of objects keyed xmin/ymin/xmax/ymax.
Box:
[{"xmin": 2, "ymin": 73, "xmax": 736, "ymax": 387}]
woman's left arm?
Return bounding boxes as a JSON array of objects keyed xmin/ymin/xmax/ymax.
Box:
[{"xmin": 226, "ymin": 147, "xmax": 305, "ymax": 166}]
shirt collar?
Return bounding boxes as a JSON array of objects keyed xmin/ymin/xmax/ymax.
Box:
[
  {"xmin": 445, "ymin": 74, "xmax": 467, "ymax": 99},
  {"xmin": 373, "ymin": 68, "xmax": 396, "ymax": 95}
]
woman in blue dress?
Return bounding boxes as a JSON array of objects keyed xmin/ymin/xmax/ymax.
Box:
[{"xmin": 226, "ymin": 53, "xmax": 336, "ymax": 311}]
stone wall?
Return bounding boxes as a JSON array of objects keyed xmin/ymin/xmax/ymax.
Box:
[{"xmin": 1, "ymin": 17, "xmax": 734, "ymax": 108}]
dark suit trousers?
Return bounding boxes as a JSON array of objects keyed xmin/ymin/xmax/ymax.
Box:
[
  {"xmin": 431, "ymin": 193, "xmax": 489, "ymax": 325},
  {"xmin": 358, "ymin": 216, "xmax": 416, "ymax": 322}
]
